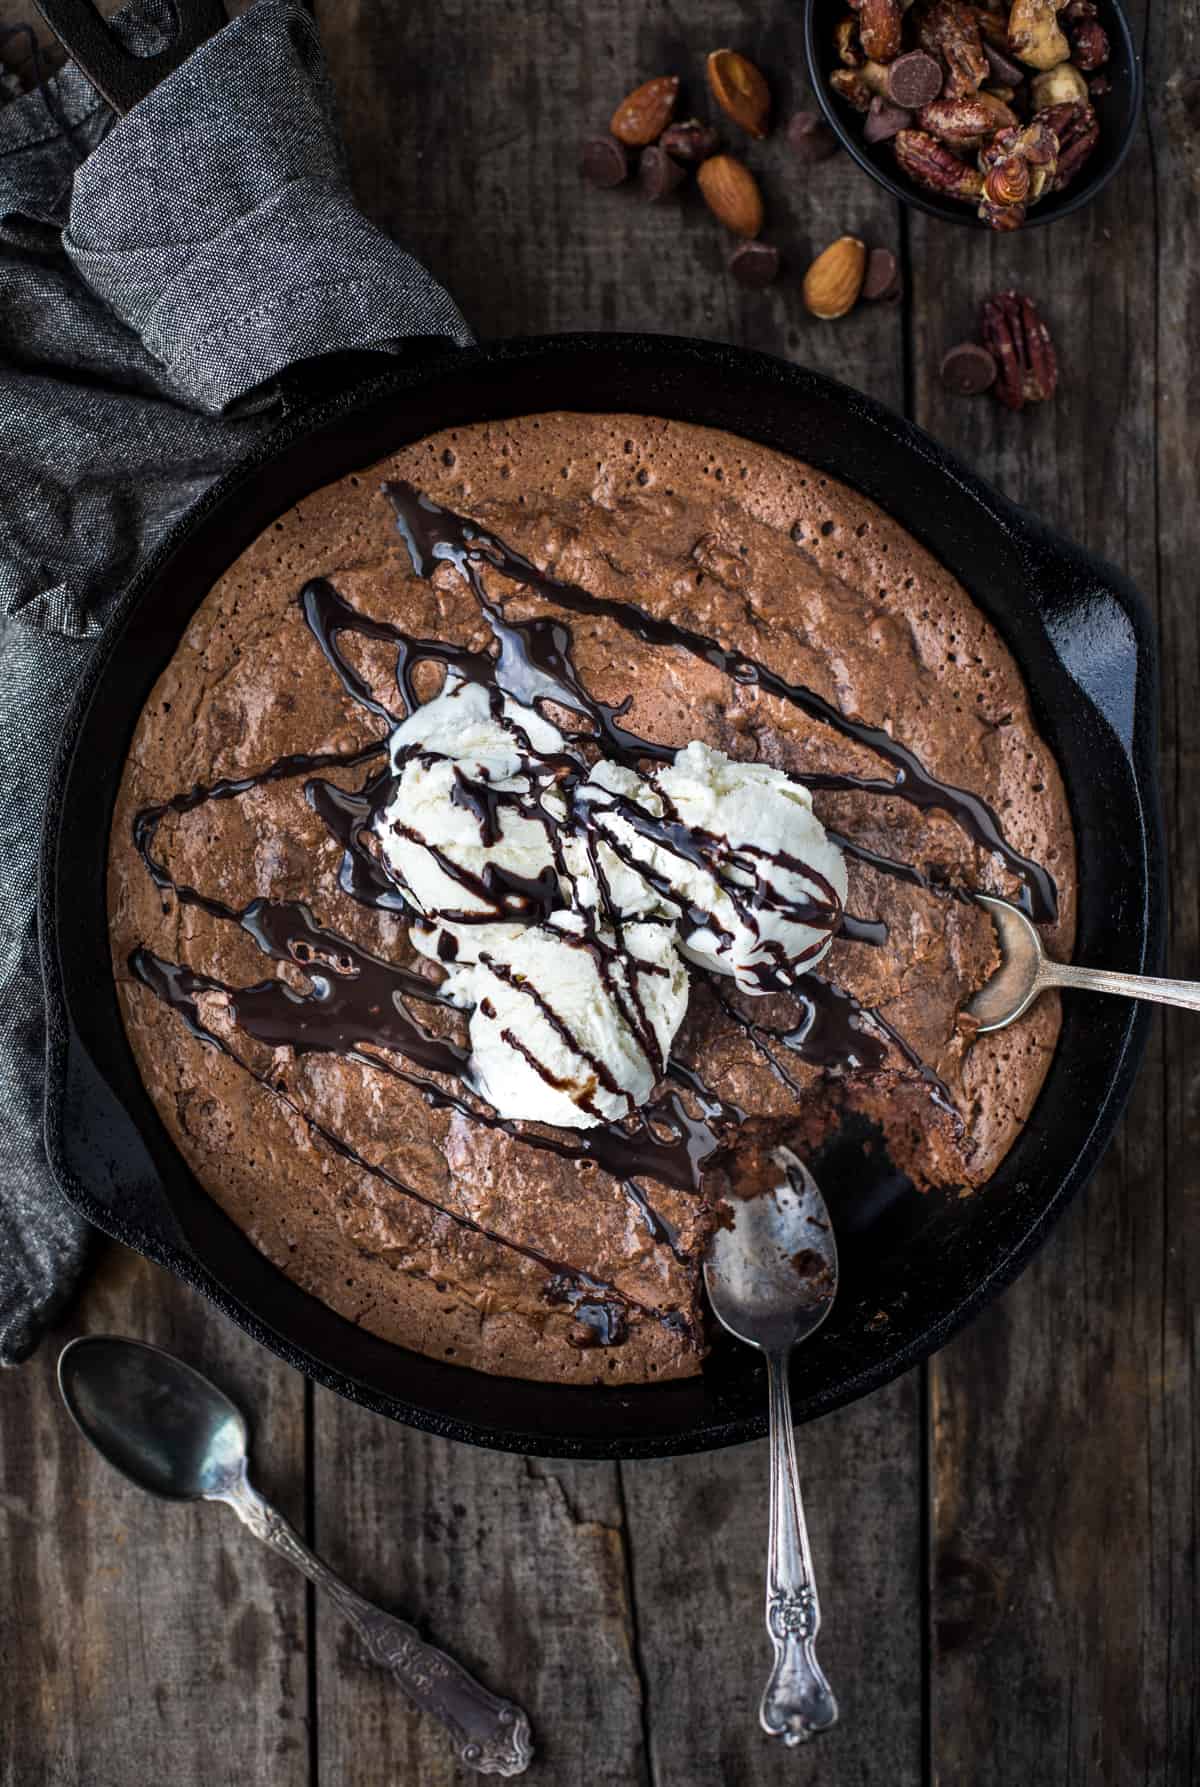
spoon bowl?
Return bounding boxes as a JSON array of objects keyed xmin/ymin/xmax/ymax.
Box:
[
  {"xmin": 705, "ymin": 1153, "xmax": 838, "ymax": 1355},
  {"xmin": 59, "ymin": 1334, "xmax": 250, "ymax": 1501}
]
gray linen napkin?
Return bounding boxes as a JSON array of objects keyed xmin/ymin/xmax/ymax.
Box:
[{"xmin": 0, "ymin": 0, "xmax": 472, "ymax": 1363}]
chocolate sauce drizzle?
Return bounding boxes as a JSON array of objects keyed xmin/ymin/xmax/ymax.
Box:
[
  {"xmin": 385, "ymin": 481, "xmax": 1057, "ymax": 925},
  {"xmin": 130, "ymin": 945, "xmax": 684, "ymax": 1339},
  {"xmin": 127, "ymin": 476, "xmax": 1058, "ymax": 1350}
]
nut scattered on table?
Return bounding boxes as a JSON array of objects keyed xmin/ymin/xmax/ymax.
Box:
[
  {"xmin": 825, "ymin": 0, "xmax": 1111, "ymax": 228},
  {"xmin": 803, "ymin": 235, "xmax": 867, "ymax": 319},
  {"xmin": 659, "ymin": 119, "xmax": 720, "ymax": 164},
  {"xmin": 982, "ymin": 290, "xmax": 1058, "ymax": 408},
  {"xmin": 707, "ymin": 49, "xmax": 771, "ymax": 138},
  {"xmin": 697, "ymin": 153, "xmax": 764, "ymax": 237},
  {"xmin": 610, "ymin": 75, "xmax": 680, "ymax": 146}
]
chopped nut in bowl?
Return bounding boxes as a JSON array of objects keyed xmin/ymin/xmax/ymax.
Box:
[{"xmin": 803, "ymin": 0, "xmax": 1141, "ymax": 228}]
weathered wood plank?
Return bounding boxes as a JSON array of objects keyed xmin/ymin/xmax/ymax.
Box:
[
  {"xmin": 312, "ymin": 1413, "xmax": 646, "ymax": 1784},
  {"xmin": 0, "ymin": 1245, "xmax": 309, "ymax": 1787},
  {"xmin": 909, "ymin": 2, "xmax": 1196, "ymax": 1779},
  {"xmin": 619, "ymin": 1378, "xmax": 924, "ymax": 1787}
]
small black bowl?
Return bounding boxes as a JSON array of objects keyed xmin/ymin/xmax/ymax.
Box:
[{"xmin": 803, "ymin": 0, "xmax": 1143, "ymax": 228}]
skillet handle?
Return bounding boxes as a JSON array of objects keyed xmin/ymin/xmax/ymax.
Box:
[{"xmin": 32, "ymin": 0, "xmax": 227, "ymax": 114}]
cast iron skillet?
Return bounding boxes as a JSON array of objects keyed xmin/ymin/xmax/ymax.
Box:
[
  {"xmin": 36, "ymin": 3, "xmax": 1163, "ymax": 1459},
  {"xmin": 41, "ymin": 334, "xmax": 1163, "ymax": 1459}
]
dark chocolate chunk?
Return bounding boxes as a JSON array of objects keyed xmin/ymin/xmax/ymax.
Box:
[
  {"xmin": 983, "ymin": 41, "xmax": 1026, "ymax": 87},
  {"xmin": 886, "ymin": 50, "xmax": 944, "ymax": 111},
  {"xmin": 659, "ymin": 119, "xmax": 721, "ymax": 164},
  {"xmin": 581, "ymin": 136, "xmax": 631, "ymax": 188},
  {"xmin": 864, "ymin": 95, "xmax": 913, "ymax": 143},
  {"xmin": 862, "ymin": 246, "xmax": 902, "ymax": 302},
  {"xmin": 786, "ymin": 110, "xmax": 840, "ymax": 162},
  {"xmin": 939, "ymin": 342, "xmax": 998, "ymax": 396},
  {"xmin": 638, "ymin": 144, "xmax": 687, "ymax": 201},
  {"xmin": 728, "ymin": 240, "xmax": 781, "ymax": 288}
]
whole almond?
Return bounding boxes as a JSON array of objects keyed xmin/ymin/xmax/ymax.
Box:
[
  {"xmin": 610, "ymin": 75, "xmax": 680, "ymax": 147},
  {"xmin": 707, "ymin": 49, "xmax": 771, "ymax": 138},
  {"xmin": 802, "ymin": 235, "xmax": 867, "ymax": 319},
  {"xmin": 697, "ymin": 154, "xmax": 765, "ymax": 236}
]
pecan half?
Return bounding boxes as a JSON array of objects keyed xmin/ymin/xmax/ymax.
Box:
[
  {"xmin": 859, "ymin": 0, "xmax": 904, "ymax": 63},
  {"xmin": 893, "ymin": 127, "xmax": 984, "ymax": 199},
  {"xmin": 982, "ymin": 152, "xmax": 1031, "ymax": 205},
  {"xmin": 919, "ymin": 92, "xmax": 1016, "ymax": 147},
  {"xmin": 912, "ymin": 0, "xmax": 988, "ymax": 98},
  {"xmin": 980, "ymin": 291, "xmax": 1058, "ymax": 409},
  {"xmin": 1069, "ymin": 18, "xmax": 1110, "ymax": 70},
  {"xmin": 1035, "ymin": 99, "xmax": 1100, "ymax": 189},
  {"xmin": 835, "ymin": 13, "xmax": 866, "ymax": 66},
  {"xmin": 979, "ymin": 196, "xmax": 1027, "ymax": 229}
]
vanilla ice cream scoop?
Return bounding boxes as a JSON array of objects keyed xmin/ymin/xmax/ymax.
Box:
[
  {"xmin": 575, "ymin": 741, "xmax": 847, "ymax": 994},
  {"xmin": 448, "ymin": 913, "xmax": 689, "ymax": 1129},
  {"xmin": 376, "ymin": 678, "xmax": 571, "ymax": 959}
]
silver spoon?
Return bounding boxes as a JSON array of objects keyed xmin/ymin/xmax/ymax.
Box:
[
  {"xmin": 967, "ymin": 892, "xmax": 1200, "ymax": 1033},
  {"xmin": 58, "ymin": 1335, "xmax": 533, "ymax": 1778},
  {"xmin": 704, "ymin": 1147, "xmax": 839, "ymax": 1746}
]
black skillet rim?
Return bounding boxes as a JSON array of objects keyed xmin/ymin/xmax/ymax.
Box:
[
  {"xmin": 41, "ymin": 332, "xmax": 1163, "ymax": 1458},
  {"xmin": 802, "ymin": 0, "xmax": 1144, "ymax": 230}
]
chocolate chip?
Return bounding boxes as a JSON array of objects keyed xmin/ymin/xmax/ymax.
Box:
[
  {"xmin": 638, "ymin": 145, "xmax": 687, "ymax": 201},
  {"xmin": 939, "ymin": 342, "xmax": 998, "ymax": 396},
  {"xmin": 786, "ymin": 111, "xmax": 840, "ymax": 162},
  {"xmin": 660, "ymin": 119, "xmax": 721, "ymax": 164},
  {"xmin": 983, "ymin": 41, "xmax": 1026, "ymax": 87},
  {"xmin": 862, "ymin": 246, "xmax": 902, "ymax": 302},
  {"xmin": 864, "ymin": 95, "xmax": 913, "ymax": 144},
  {"xmin": 886, "ymin": 50, "xmax": 944, "ymax": 111},
  {"xmin": 728, "ymin": 241, "xmax": 781, "ymax": 288},
  {"xmin": 581, "ymin": 136, "xmax": 631, "ymax": 188}
]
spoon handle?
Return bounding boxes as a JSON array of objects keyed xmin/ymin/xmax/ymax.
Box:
[
  {"xmin": 1045, "ymin": 960, "xmax": 1200, "ymax": 1013},
  {"xmin": 218, "ymin": 1466, "xmax": 533, "ymax": 1777},
  {"xmin": 760, "ymin": 1346, "xmax": 838, "ymax": 1746}
]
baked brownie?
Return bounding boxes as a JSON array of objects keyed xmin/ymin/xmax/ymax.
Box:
[{"xmin": 107, "ymin": 414, "xmax": 1076, "ymax": 1384}]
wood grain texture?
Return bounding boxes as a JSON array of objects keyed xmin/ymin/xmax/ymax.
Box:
[
  {"xmin": 312, "ymin": 1402, "xmax": 645, "ymax": 1785},
  {"xmin": 0, "ymin": 0, "xmax": 1195, "ymax": 1780},
  {"xmin": 618, "ymin": 1382, "xmax": 924, "ymax": 1787},
  {"xmin": 910, "ymin": 2, "xmax": 1198, "ymax": 1781},
  {"xmin": 0, "ymin": 1247, "xmax": 308, "ymax": 1787}
]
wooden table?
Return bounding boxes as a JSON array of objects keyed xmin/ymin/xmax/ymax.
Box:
[{"xmin": 1, "ymin": 2, "xmax": 1195, "ymax": 1782}]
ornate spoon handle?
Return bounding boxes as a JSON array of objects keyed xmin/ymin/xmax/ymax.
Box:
[
  {"xmin": 760, "ymin": 1346, "xmax": 838, "ymax": 1746},
  {"xmin": 217, "ymin": 1465, "xmax": 533, "ymax": 1777}
]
